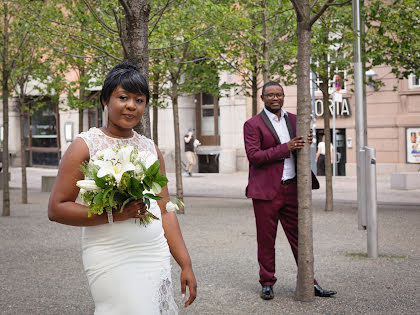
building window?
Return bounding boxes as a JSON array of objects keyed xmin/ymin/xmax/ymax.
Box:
[
  {"xmin": 195, "ymin": 93, "xmax": 220, "ymax": 146},
  {"xmin": 24, "ymin": 97, "xmax": 60, "ymax": 166},
  {"xmin": 409, "ymin": 74, "xmax": 420, "ymax": 89}
]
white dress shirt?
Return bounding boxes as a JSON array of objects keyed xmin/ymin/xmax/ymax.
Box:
[{"xmin": 263, "ymin": 107, "xmax": 296, "ymax": 180}]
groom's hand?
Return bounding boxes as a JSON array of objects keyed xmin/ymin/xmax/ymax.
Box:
[{"xmin": 181, "ymin": 266, "xmax": 197, "ymax": 307}]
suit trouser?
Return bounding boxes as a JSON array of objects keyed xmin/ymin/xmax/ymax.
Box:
[{"xmin": 252, "ymin": 182, "xmax": 318, "ymax": 286}]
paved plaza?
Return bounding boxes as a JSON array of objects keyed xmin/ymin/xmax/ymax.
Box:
[{"xmin": 0, "ymin": 167, "xmax": 419, "ymax": 314}]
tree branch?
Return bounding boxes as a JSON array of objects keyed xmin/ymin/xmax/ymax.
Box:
[
  {"xmin": 9, "ymin": 32, "xmax": 29, "ymax": 70},
  {"xmin": 310, "ymin": 0, "xmax": 319, "ymax": 9},
  {"xmin": 112, "ymin": 8, "xmax": 129, "ymax": 59},
  {"xmin": 148, "ymin": 0, "xmax": 173, "ymax": 37},
  {"xmin": 310, "ymin": 0, "xmax": 351, "ymax": 27},
  {"xmin": 149, "ymin": 25, "xmax": 214, "ymax": 51},
  {"xmin": 47, "ymin": 43, "xmax": 110, "ymax": 60},
  {"xmin": 68, "ymin": 35, "xmax": 122, "ymax": 61},
  {"xmin": 149, "ymin": 0, "xmax": 175, "ymax": 21},
  {"xmin": 118, "ymin": 0, "xmax": 133, "ymax": 17},
  {"xmin": 83, "ymin": 0, "xmax": 118, "ymax": 34},
  {"xmin": 290, "ymin": 0, "xmax": 304, "ymax": 19}
]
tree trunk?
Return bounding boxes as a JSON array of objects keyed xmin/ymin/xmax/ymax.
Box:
[
  {"xmin": 18, "ymin": 89, "xmax": 28, "ymax": 204},
  {"xmin": 152, "ymin": 73, "xmax": 160, "ymax": 145},
  {"xmin": 78, "ymin": 67, "xmax": 86, "ymax": 133},
  {"xmin": 78, "ymin": 109, "xmax": 83, "ymax": 133},
  {"xmin": 2, "ymin": 3, "xmax": 10, "ymax": 216},
  {"xmin": 320, "ymin": 54, "xmax": 333, "ymax": 212},
  {"xmin": 261, "ymin": 0, "xmax": 269, "ymax": 84},
  {"xmin": 251, "ymin": 58, "xmax": 258, "ymax": 117},
  {"xmin": 170, "ymin": 78, "xmax": 184, "ymax": 213},
  {"xmin": 294, "ymin": 5, "xmax": 314, "ymax": 302},
  {"xmin": 120, "ymin": 0, "xmax": 151, "ymax": 138}
]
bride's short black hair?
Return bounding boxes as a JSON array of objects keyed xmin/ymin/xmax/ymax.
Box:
[{"xmin": 100, "ymin": 61, "xmax": 150, "ymax": 107}]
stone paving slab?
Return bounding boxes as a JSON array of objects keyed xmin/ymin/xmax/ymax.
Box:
[
  {"xmin": 7, "ymin": 167, "xmax": 420, "ymax": 205},
  {"xmin": 0, "ymin": 190, "xmax": 419, "ymax": 314}
]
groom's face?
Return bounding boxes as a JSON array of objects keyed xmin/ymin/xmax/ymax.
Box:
[{"xmin": 261, "ymin": 85, "xmax": 285, "ymax": 114}]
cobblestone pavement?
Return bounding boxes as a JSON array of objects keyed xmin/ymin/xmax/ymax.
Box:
[{"xmin": 1, "ymin": 168, "xmax": 419, "ymax": 314}]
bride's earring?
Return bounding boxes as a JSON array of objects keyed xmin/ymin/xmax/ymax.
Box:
[{"xmin": 103, "ymin": 106, "xmax": 108, "ymax": 128}]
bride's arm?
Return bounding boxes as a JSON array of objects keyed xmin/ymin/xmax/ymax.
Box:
[
  {"xmin": 48, "ymin": 138, "xmax": 141, "ymax": 226},
  {"xmin": 155, "ymin": 145, "xmax": 197, "ymax": 307}
]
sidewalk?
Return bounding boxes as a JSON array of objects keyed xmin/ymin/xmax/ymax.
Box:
[
  {"xmin": 8, "ymin": 167, "xmax": 420, "ymax": 205},
  {"xmin": 0, "ymin": 189, "xmax": 418, "ymax": 314}
]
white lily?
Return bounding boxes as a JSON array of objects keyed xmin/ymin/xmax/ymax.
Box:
[
  {"xmin": 93, "ymin": 146, "xmax": 136, "ymax": 184},
  {"xmin": 137, "ymin": 150, "xmax": 158, "ymax": 169},
  {"xmin": 76, "ymin": 179, "xmax": 101, "ymax": 192}
]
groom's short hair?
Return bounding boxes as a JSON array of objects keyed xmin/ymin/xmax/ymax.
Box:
[
  {"xmin": 261, "ymin": 81, "xmax": 284, "ymax": 95},
  {"xmin": 100, "ymin": 61, "xmax": 150, "ymax": 108}
]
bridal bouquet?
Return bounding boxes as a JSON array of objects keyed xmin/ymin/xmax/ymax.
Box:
[{"xmin": 76, "ymin": 145, "xmax": 171, "ymax": 226}]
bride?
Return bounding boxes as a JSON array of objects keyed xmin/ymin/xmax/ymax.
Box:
[{"xmin": 48, "ymin": 62, "xmax": 197, "ymax": 314}]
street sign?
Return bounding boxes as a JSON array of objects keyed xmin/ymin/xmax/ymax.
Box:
[
  {"xmin": 334, "ymin": 75, "xmax": 342, "ymax": 92},
  {"xmin": 333, "ymin": 92, "xmax": 343, "ymax": 103}
]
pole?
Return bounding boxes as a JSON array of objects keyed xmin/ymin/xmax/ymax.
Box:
[
  {"xmin": 332, "ymin": 91, "xmax": 336, "ymax": 184},
  {"xmin": 353, "ymin": 0, "xmax": 367, "ymax": 230},
  {"xmin": 365, "ymin": 146, "xmax": 378, "ymax": 258}
]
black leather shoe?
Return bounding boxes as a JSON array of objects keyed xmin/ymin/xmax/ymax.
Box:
[
  {"xmin": 261, "ymin": 285, "xmax": 274, "ymax": 300},
  {"xmin": 314, "ymin": 284, "xmax": 337, "ymax": 297}
]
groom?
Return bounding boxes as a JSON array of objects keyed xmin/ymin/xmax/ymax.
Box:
[{"xmin": 243, "ymin": 81, "xmax": 337, "ymax": 300}]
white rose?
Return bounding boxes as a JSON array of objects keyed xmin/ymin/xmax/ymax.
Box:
[{"xmin": 166, "ymin": 201, "xmax": 178, "ymax": 212}]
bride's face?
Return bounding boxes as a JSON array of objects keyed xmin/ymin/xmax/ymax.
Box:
[{"xmin": 105, "ymin": 86, "xmax": 146, "ymax": 131}]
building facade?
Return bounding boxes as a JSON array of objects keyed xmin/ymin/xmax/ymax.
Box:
[{"xmin": 1, "ymin": 66, "xmax": 419, "ymax": 176}]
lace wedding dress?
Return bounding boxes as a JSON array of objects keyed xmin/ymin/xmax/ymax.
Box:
[{"xmin": 78, "ymin": 127, "xmax": 178, "ymax": 315}]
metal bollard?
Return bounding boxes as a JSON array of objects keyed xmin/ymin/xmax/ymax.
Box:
[
  {"xmin": 364, "ymin": 146, "xmax": 378, "ymax": 258},
  {"xmin": 358, "ymin": 148, "xmax": 367, "ymax": 230}
]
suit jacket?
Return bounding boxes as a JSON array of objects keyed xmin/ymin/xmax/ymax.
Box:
[{"xmin": 244, "ymin": 110, "xmax": 319, "ymax": 200}]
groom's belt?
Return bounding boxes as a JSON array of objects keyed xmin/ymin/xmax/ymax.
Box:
[{"xmin": 281, "ymin": 176, "xmax": 297, "ymax": 185}]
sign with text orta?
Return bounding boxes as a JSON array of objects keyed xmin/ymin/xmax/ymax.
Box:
[{"xmin": 315, "ymin": 98, "xmax": 351, "ymax": 117}]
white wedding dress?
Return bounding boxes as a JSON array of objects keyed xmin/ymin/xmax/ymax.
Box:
[{"xmin": 78, "ymin": 127, "xmax": 178, "ymax": 315}]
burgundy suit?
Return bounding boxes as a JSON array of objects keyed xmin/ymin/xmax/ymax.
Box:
[{"xmin": 244, "ymin": 110, "xmax": 319, "ymax": 286}]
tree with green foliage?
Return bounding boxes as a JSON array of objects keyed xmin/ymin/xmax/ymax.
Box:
[
  {"xmin": 0, "ymin": 0, "xmax": 49, "ymax": 214},
  {"xmin": 217, "ymin": 0, "xmax": 297, "ymax": 116},
  {"xmin": 310, "ymin": 2, "xmax": 354, "ymax": 212},
  {"xmin": 365, "ymin": 0, "xmax": 420, "ymax": 80},
  {"xmin": 290, "ymin": 0, "xmax": 348, "ymax": 301},
  {"xmin": 147, "ymin": 0, "xmax": 233, "ymax": 212}
]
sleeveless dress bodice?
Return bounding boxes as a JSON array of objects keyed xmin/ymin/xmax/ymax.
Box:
[{"xmin": 78, "ymin": 127, "xmax": 178, "ymax": 315}]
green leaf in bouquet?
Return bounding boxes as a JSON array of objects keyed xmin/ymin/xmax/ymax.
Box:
[
  {"xmin": 120, "ymin": 197, "xmax": 135, "ymax": 213},
  {"xmin": 146, "ymin": 161, "xmax": 160, "ymax": 177},
  {"xmin": 143, "ymin": 176, "xmax": 152, "ymax": 190},
  {"xmin": 109, "ymin": 190, "xmax": 116, "ymax": 208},
  {"xmin": 113, "ymin": 191, "xmax": 127, "ymax": 205},
  {"xmin": 154, "ymin": 174, "xmax": 168, "ymax": 187},
  {"xmin": 93, "ymin": 192, "xmax": 104, "ymax": 205},
  {"xmin": 144, "ymin": 193, "xmax": 163, "ymax": 201},
  {"xmin": 151, "ymin": 182, "xmax": 162, "ymax": 194},
  {"xmin": 102, "ymin": 186, "xmax": 113, "ymax": 199},
  {"xmin": 144, "ymin": 197, "xmax": 150, "ymax": 209},
  {"xmin": 93, "ymin": 171, "xmax": 107, "ymax": 189},
  {"xmin": 128, "ymin": 177, "xmax": 143, "ymax": 199}
]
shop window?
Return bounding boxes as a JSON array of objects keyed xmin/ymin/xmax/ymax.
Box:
[{"xmin": 24, "ymin": 97, "xmax": 60, "ymax": 166}]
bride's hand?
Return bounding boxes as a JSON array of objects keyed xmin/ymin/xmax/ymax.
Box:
[
  {"xmin": 113, "ymin": 200, "xmax": 147, "ymax": 221},
  {"xmin": 180, "ymin": 265, "xmax": 197, "ymax": 307}
]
